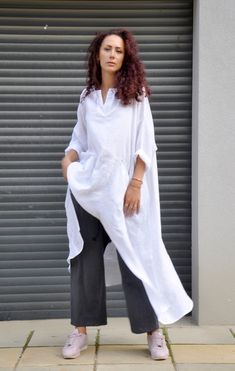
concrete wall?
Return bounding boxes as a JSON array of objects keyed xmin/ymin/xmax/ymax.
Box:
[{"xmin": 191, "ymin": 0, "xmax": 235, "ymax": 324}]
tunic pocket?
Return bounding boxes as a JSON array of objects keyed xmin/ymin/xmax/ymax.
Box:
[{"xmin": 69, "ymin": 150, "xmax": 120, "ymax": 193}]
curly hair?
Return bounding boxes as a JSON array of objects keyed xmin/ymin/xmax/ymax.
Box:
[{"xmin": 83, "ymin": 28, "xmax": 151, "ymax": 105}]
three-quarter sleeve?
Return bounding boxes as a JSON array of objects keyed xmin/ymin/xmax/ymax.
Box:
[
  {"xmin": 134, "ymin": 95, "xmax": 158, "ymax": 170},
  {"xmin": 65, "ymin": 91, "xmax": 87, "ymax": 156}
]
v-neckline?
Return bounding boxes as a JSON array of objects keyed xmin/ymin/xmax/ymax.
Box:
[
  {"xmin": 94, "ymin": 88, "xmax": 119, "ymax": 116},
  {"xmin": 98, "ymin": 88, "xmax": 116, "ymax": 106},
  {"xmin": 101, "ymin": 90, "xmax": 108, "ymax": 105}
]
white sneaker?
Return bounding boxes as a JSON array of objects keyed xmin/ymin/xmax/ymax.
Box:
[
  {"xmin": 147, "ymin": 330, "xmax": 169, "ymax": 360},
  {"xmin": 62, "ymin": 328, "xmax": 88, "ymax": 359}
]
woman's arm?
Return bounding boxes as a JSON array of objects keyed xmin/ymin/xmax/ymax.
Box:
[
  {"xmin": 123, "ymin": 155, "xmax": 145, "ymax": 216},
  {"xmin": 61, "ymin": 149, "xmax": 79, "ymax": 182},
  {"xmin": 132, "ymin": 155, "xmax": 146, "ymax": 182}
]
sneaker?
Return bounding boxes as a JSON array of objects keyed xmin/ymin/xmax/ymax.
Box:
[
  {"xmin": 147, "ymin": 330, "xmax": 169, "ymax": 360},
  {"xmin": 62, "ymin": 328, "xmax": 88, "ymax": 359}
]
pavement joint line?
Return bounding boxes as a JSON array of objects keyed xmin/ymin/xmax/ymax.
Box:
[
  {"xmin": 229, "ymin": 328, "xmax": 235, "ymax": 338},
  {"xmin": 93, "ymin": 328, "xmax": 100, "ymax": 371},
  {"xmin": 163, "ymin": 326, "xmax": 177, "ymax": 370},
  {"xmin": 13, "ymin": 329, "xmax": 34, "ymax": 370}
]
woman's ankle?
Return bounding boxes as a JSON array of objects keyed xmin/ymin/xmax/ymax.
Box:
[
  {"xmin": 147, "ymin": 328, "xmax": 161, "ymax": 335},
  {"xmin": 76, "ymin": 326, "xmax": 87, "ymax": 334}
]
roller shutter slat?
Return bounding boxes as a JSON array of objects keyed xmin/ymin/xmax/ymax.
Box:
[{"xmin": 0, "ymin": 0, "xmax": 193, "ymax": 320}]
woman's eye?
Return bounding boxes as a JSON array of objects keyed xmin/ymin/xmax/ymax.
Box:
[{"xmin": 104, "ymin": 48, "xmax": 110, "ymax": 51}]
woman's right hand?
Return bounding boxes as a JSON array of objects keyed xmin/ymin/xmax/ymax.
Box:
[
  {"xmin": 61, "ymin": 150, "xmax": 79, "ymax": 182},
  {"xmin": 61, "ymin": 156, "xmax": 71, "ymax": 182}
]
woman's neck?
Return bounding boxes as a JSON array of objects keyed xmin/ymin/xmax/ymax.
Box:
[{"xmin": 100, "ymin": 71, "xmax": 116, "ymax": 91}]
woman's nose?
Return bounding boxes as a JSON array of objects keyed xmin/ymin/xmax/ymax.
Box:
[{"xmin": 110, "ymin": 49, "xmax": 115, "ymax": 58}]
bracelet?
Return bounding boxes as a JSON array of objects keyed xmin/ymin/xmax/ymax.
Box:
[
  {"xmin": 130, "ymin": 179, "xmax": 142, "ymax": 189},
  {"xmin": 132, "ymin": 177, "xmax": 143, "ymax": 184}
]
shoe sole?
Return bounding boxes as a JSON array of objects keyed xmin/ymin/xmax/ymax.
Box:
[
  {"xmin": 152, "ymin": 355, "xmax": 169, "ymax": 360},
  {"xmin": 151, "ymin": 352, "xmax": 169, "ymax": 361},
  {"xmin": 150, "ymin": 349, "xmax": 169, "ymax": 361},
  {"xmin": 62, "ymin": 345, "xmax": 88, "ymax": 359}
]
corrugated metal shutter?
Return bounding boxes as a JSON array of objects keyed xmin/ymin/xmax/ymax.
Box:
[{"xmin": 0, "ymin": 0, "xmax": 193, "ymax": 320}]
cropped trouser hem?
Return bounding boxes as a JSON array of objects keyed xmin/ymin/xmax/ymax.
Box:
[
  {"xmin": 131, "ymin": 326, "xmax": 160, "ymax": 334},
  {"xmin": 71, "ymin": 320, "xmax": 108, "ymax": 327}
]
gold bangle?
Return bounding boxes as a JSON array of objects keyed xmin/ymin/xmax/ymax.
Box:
[{"xmin": 132, "ymin": 177, "xmax": 143, "ymax": 184}]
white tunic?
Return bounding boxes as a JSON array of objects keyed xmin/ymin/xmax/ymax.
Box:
[{"xmin": 65, "ymin": 88, "xmax": 194, "ymax": 325}]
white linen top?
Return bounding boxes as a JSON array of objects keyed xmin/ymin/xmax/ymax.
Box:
[{"xmin": 65, "ymin": 88, "xmax": 194, "ymax": 324}]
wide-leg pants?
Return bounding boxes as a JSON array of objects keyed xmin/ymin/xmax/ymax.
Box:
[{"xmin": 70, "ymin": 193, "xmax": 159, "ymax": 334}]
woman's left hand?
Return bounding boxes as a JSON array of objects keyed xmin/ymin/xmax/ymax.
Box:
[{"xmin": 123, "ymin": 181, "xmax": 141, "ymax": 217}]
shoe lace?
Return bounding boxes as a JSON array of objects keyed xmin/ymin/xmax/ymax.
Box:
[
  {"xmin": 65, "ymin": 332, "xmax": 81, "ymax": 347},
  {"xmin": 152, "ymin": 334, "xmax": 164, "ymax": 349}
]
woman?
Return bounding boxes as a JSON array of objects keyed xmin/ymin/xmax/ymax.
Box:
[{"xmin": 61, "ymin": 28, "xmax": 193, "ymax": 361}]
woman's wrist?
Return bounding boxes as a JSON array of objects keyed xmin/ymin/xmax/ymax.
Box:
[
  {"xmin": 130, "ymin": 177, "xmax": 143, "ymax": 189},
  {"xmin": 66, "ymin": 149, "xmax": 79, "ymax": 162},
  {"xmin": 132, "ymin": 176, "xmax": 143, "ymax": 184}
]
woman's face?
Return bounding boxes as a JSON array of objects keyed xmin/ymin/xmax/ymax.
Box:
[{"xmin": 98, "ymin": 34, "xmax": 125, "ymax": 74}]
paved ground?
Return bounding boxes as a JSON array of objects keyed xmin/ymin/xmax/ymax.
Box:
[{"xmin": 0, "ymin": 317, "xmax": 234, "ymax": 371}]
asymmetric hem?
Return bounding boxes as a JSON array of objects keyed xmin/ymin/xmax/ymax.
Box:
[{"xmin": 65, "ymin": 88, "xmax": 194, "ymax": 324}]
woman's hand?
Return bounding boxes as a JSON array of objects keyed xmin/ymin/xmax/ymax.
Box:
[
  {"xmin": 61, "ymin": 156, "xmax": 72, "ymax": 182},
  {"xmin": 123, "ymin": 155, "xmax": 145, "ymax": 216},
  {"xmin": 123, "ymin": 180, "xmax": 141, "ymax": 217},
  {"xmin": 61, "ymin": 149, "xmax": 79, "ymax": 182}
]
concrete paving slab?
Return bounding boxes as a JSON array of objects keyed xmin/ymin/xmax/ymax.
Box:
[
  {"xmin": 106, "ymin": 317, "xmax": 194, "ymax": 330},
  {"xmin": 106, "ymin": 317, "xmax": 165, "ymax": 330},
  {"xmin": 105, "ymin": 317, "xmax": 131, "ymax": 328},
  {"xmin": 165, "ymin": 316, "xmax": 197, "ymax": 328},
  {"xmin": 99, "ymin": 318, "xmax": 147, "ymax": 345},
  {"xmin": 20, "ymin": 319, "xmax": 69, "ymax": 329},
  {"xmin": 0, "ymin": 318, "xmax": 98, "ymax": 347},
  {"xmin": 168, "ymin": 326, "xmax": 235, "ymax": 344},
  {"xmin": 0, "ymin": 322, "xmax": 32, "ymax": 348},
  {"xmin": 176, "ymin": 365, "xmax": 235, "ymax": 371},
  {"xmin": 99, "ymin": 317, "xmax": 168, "ymax": 345},
  {"xmin": 97, "ymin": 345, "xmax": 173, "ymax": 364},
  {"xmin": 0, "ymin": 319, "xmax": 69, "ymax": 348},
  {"xmin": 0, "ymin": 319, "xmax": 68, "ymax": 331},
  {"xmin": 18, "ymin": 346, "xmax": 95, "ymax": 367},
  {"xmin": 171, "ymin": 344, "xmax": 235, "ymax": 363},
  {"xmin": 17, "ymin": 366, "xmax": 93, "ymax": 371},
  {"xmin": 29, "ymin": 324, "xmax": 97, "ymax": 347},
  {"xmin": 97, "ymin": 364, "xmax": 175, "ymax": 371},
  {"xmin": 0, "ymin": 317, "xmax": 192, "ymax": 347},
  {"xmin": 0, "ymin": 348, "xmax": 22, "ymax": 368}
]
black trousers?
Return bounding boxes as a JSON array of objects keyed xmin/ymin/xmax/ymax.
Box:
[{"xmin": 70, "ymin": 193, "xmax": 159, "ymax": 334}]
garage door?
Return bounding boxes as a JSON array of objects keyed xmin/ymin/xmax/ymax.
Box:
[{"xmin": 0, "ymin": 0, "xmax": 193, "ymax": 320}]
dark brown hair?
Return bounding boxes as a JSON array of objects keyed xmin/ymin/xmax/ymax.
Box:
[{"xmin": 83, "ymin": 28, "xmax": 151, "ymax": 105}]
